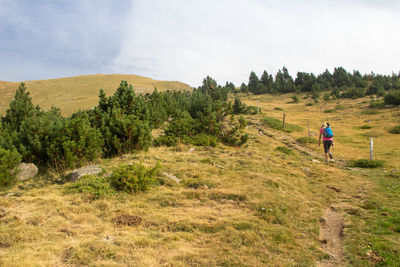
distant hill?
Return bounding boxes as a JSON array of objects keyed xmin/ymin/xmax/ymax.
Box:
[{"xmin": 0, "ymin": 74, "xmax": 192, "ymax": 116}]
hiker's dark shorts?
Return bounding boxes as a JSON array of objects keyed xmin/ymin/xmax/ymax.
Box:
[{"xmin": 323, "ymin": 140, "xmax": 333, "ymax": 153}]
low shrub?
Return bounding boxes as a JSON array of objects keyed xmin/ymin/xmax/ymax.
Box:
[
  {"xmin": 275, "ymin": 146, "xmax": 293, "ymax": 155},
  {"xmin": 273, "ymin": 107, "xmax": 283, "ymax": 111},
  {"xmin": 305, "ymin": 102, "xmax": 313, "ymax": 106},
  {"xmin": 184, "ymin": 134, "xmax": 217, "ymax": 147},
  {"xmin": 341, "ymin": 87, "xmax": 365, "ymax": 99},
  {"xmin": 296, "ymin": 137, "xmax": 318, "ymax": 144},
  {"xmin": 153, "ymin": 135, "xmax": 178, "ymax": 147},
  {"xmin": 110, "ymin": 162, "xmax": 160, "ymax": 193},
  {"xmin": 350, "ymin": 159, "xmax": 384, "ymax": 168},
  {"xmin": 384, "ymin": 90, "xmax": 400, "ymax": 105},
  {"xmin": 0, "ymin": 148, "xmax": 21, "ymax": 187},
  {"xmin": 65, "ymin": 175, "xmax": 114, "ymax": 199},
  {"xmin": 389, "ymin": 125, "xmax": 400, "ymax": 134},
  {"xmin": 245, "ymin": 106, "xmax": 260, "ymax": 115},
  {"xmin": 324, "ymin": 109, "xmax": 335, "ymax": 113},
  {"xmin": 290, "ymin": 95, "xmax": 299, "ymax": 103}
]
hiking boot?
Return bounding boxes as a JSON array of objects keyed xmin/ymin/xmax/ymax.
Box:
[{"xmin": 329, "ymin": 152, "xmax": 333, "ymax": 159}]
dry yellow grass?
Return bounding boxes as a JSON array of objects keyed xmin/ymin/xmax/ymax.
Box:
[
  {"xmin": 244, "ymin": 93, "xmax": 400, "ymax": 170},
  {"xmin": 0, "ymin": 74, "xmax": 192, "ymax": 116},
  {"xmin": 0, "ymin": 92, "xmax": 399, "ymax": 266}
]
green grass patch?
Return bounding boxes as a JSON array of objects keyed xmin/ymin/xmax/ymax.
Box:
[
  {"xmin": 389, "ymin": 125, "xmax": 400, "ymax": 134},
  {"xmin": 65, "ymin": 175, "xmax": 114, "ymax": 199},
  {"xmin": 350, "ymin": 159, "xmax": 384, "ymax": 168},
  {"xmin": 361, "ymin": 110, "xmax": 379, "ymax": 115},
  {"xmin": 183, "ymin": 178, "xmax": 216, "ymax": 189},
  {"xmin": 324, "ymin": 105, "xmax": 345, "ymax": 113},
  {"xmin": 296, "ymin": 137, "xmax": 318, "ymax": 144},
  {"xmin": 345, "ymin": 171, "xmax": 400, "ymax": 266},
  {"xmin": 360, "ymin": 125, "xmax": 372, "ymax": 129},
  {"xmin": 275, "ymin": 146, "xmax": 293, "ymax": 155},
  {"xmin": 369, "ymin": 100, "xmax": 385, "ymax": 108},
  {"xmin": 273, "ymin": 107, "xmax": 283, "ymax": 111},
  {"xmin": 261, "ymin": 116, "xmax": 303, "ymax": 133}
]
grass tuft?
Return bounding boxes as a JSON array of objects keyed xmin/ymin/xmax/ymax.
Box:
[
  {"xmin": 389, "ymin": 125, "xmax": 400, "ymax": 134},
  {"xmin": 360, "ymin": 125, "xmax": 372, "ymax": 129},
  {"xmin": 350, "ymin": 159, "xmax": 384, "ymax": 168},
  {"xmin": 296, "ymin": 137, "xmax": 318, "ymax": 144},
  {"xmin": 361, "ymin": 110, "xmax": 379, "ymax": 115},
  {"xmin": 275, "ymin": 146, "xmax": 293, "ymax": 155}
]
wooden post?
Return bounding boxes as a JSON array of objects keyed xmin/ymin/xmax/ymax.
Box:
[
  {"xmin": 282, "ymin": 113, "xmax": 286, "ymax": 129},
  {"xmin": 370, "ymin": 137, "xmax": 373, "ymax": 160},
  {"xmin": 307, "ymin": 119, "xmax": 310, "ymax": 138}
]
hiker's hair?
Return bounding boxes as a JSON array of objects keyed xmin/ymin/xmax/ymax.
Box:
[
  {"xmin": 322, "ymin": 122, "xmax": 327, "ymax": 128},
  {"xmin": 326, "ymin": 122, "xmax": 330, "ymax": 127}
]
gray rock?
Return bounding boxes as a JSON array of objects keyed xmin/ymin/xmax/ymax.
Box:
[
  {"xmin": 162, "ymin": 172, "xmax": 181, "ymax": 183},
  {"xmin": 66, "ymin": 165, "xmax": 102, "ymax": 182},
  {"xmin": 17, "ymin": 163, "xmax": 38, "ymax": 181}
]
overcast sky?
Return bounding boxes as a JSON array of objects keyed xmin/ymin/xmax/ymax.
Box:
[{"xmin": 1, "ymin": 0, "xmax": 399, "ymax": 87}]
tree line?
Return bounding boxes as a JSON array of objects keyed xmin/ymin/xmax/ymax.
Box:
[{"xmin": 239, "ymin": 67, "xmax": 400, "ymax": 104}]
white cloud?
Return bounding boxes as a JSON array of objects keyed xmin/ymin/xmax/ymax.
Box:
[
  {"xmin": 112, "ymin": 0, "xmax": 400, "ymax": 86},
  {"xmin": 1, "ymin": 0, "xmax": 399, "ymax": 84}
]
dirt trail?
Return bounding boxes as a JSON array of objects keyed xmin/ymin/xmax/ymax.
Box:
[
  {"xmin": 250, "ymin": 119, "xmax": 349, "ymax": 266},
  {"xmin": 317, "ymin": 206, "xmax": 345, "ymax": 267}
]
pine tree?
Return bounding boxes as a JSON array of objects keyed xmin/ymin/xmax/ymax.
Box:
[
  {"xmin": 333, "ymin": 67, "xmax": 352, "ymax": 88},
  {"xmin": 3, "ymin": 83, "xmax": 36, "ymax": 131},
  {"xmin": 275, "ymin": 67, "xmax": 296, "ymax": 93},
  {"xmin": 295, "ymin": 72, "xmax": 316, "ymax": 92},
  {"xmin": 248, "ymin": 71, "xmax": 263, "ymax": 94},
  {"xmin": 260, "ymin": 71, "xmax": 274, "ymax": 94}
]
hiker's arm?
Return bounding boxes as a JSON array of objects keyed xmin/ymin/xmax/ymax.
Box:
[{"xmin": 318, "ymin": 132, "xmax": 321, "ymax": 146}]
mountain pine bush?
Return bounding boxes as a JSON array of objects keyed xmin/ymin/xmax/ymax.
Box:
[
  {"xmin": 0, "ymin": 147, "xmax": 21, "ymax": 187},
  {"xmin": 110, "ymin": 162, "xmax": 160, "ymax": 193}
]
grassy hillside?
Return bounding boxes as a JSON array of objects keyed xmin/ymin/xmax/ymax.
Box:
[
  {"xmin": 0, "ymin": 74, "xmax": 192, "ymax": 116},
  {"xmin": 1, "ymin": 93, "xmax": 399, "ymax": 266}
]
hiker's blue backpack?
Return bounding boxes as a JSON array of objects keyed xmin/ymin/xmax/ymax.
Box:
[{"xmin": 323, "ymin": 127, "xmax": 334, "ymax": 138}]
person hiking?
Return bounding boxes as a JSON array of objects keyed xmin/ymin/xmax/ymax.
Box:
[{"xmin": 319, "ymin": 122, "xmax": 334, "ymax": 162}]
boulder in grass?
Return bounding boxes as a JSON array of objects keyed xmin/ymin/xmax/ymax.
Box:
[
  {"xmin": 66, "ymin": 165, "xmax": 102, "ymax": 182},
  {"xmin": 17, "ymin": 163, "xmax": 38, "ymax": 181}
]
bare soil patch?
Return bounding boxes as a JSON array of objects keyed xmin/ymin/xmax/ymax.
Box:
[{"xmin": 317, "ymin": 206, "xmax": 346, "ymax": 267}]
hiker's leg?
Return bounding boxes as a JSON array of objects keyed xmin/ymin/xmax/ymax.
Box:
[{"xmin": 323, "ymin": 141, "xmax": 330, "ymax": 162}]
